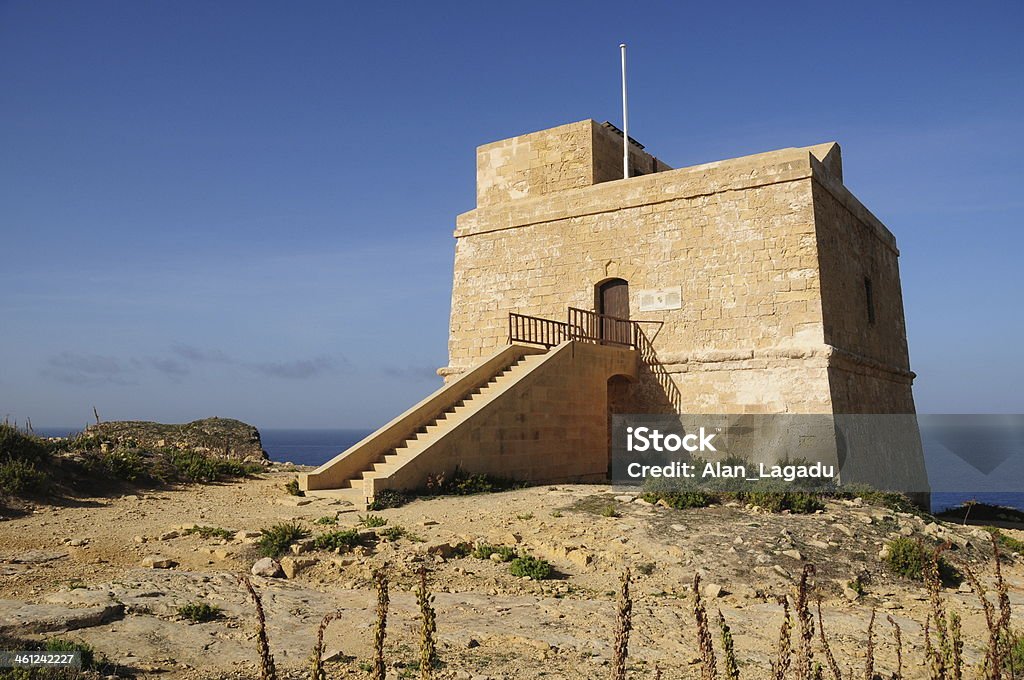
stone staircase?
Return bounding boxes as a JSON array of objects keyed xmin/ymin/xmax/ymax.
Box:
[{"xmin": 300, "ymin": 346, "xmax": 549, "ymax": 506}]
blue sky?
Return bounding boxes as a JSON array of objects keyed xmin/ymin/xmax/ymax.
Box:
[{"xmin": 1, "ymin": 1, "xmax": 1022, "ymax": 429}]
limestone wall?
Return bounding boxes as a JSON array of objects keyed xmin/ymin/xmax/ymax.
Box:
[
  {"xmin": 811, "ymin": 165, "xmax": 916, "ymax": 414},
  {"xmin": 474, "ymin": 120, "xmax": 664, "ymax": 207},
  {"xmin": 373, "ymin": 342, "xmax": 638, "ymax": 495},
  {"xmin": 448, "ymin": 134, "xmax": 839, "ymax": 414},
  {"xmin": 448, "ymin": 120, "xmax": 920, "ymax": 421}
]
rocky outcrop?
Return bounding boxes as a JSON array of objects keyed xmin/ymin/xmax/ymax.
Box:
[{"xmin": 85, "ymin": 417, "xmax": 267, "ymax": 461}]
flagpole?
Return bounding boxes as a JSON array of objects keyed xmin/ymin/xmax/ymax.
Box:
[{"xmin": 620, "ymin": 43, "xmax": 629, "ymax": 180}]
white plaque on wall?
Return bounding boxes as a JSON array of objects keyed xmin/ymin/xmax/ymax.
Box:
[{"xmin": 637, "ymin": 286, "xmax": 682, "ymax": 312}]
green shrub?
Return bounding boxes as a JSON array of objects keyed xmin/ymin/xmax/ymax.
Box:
[
  {"xmin": 165, "ymin": 450, "xmax": 222, "ymax": 482},
  {"xmin": 184, "ymin": 525, "xmax": 234, "ymax": 540},
  {"xmin": 509, "ymin": 555, "xmax": 554, "ymax": 580},
  {"xmin": 43, "ymin": 637, "xmax": 96, "ymax": 669},
  {"xmin": 368, "ymin": 488, "xmax": 410, "ymax": 510},
  {"xmin": 86, "ymin": 448, "xmax": 146, "ymax": 481},
  {"xmin": 743, "ymin": 490, "xmax": 824, "ymax": 514},
  {"xmin": 0, "ymin": 424, "xmax": 50, "ymax": 465},
  {"xmin": 379, "ymin": 525, "xmax": 421, "ymax": 542},
  {"xmin": 884, "ymin": 537, "xmax": 961, "ymax": 586},
  {"xmin": 313, "ymin": 528, "xmax": 363, "ymax": 552},
  {"xmin": 359, "ymin": 514, "xmax": 388, "ymax": 527},
  {"xmin": 258, "ymin": 522, "xmax": 310, "ymax": 557},
  {"xmin": 162, "ymin": 449, "xmax": 260, "ymax": 483},
  {"xmin": 600, "ymin": 505, "xmax": 620, "ymax": 517},
  {"xmin": 314, "ymin": 515, "xmax": 337, "ymax": 525},
  {"xmin": 833, "ymin": 485, "xmax": 924, "ymax": 516},
  {"xmin": 472, "ymin": 543, "xmax": 517, "ymax": 561},
  {"xmin": 178, "ymin": 602, "xmax": 222, "ymax": 622},
  {"xmin": 0, "ymin": 458, "xmax": 48, "ymax": 496},
  {"xmin": 1006, "ymin": 630, "xmax": 1024, "ymax": 675},
  {"xmin": 984, "ymin": 526, "xmax": 1024, "ymax": 554},
  {"xmin": 284, "ymin": 478, "xmax": 303, "ymax": 496},
  {"xmin": 422, "ymin": 466, "xmax": 525, "ymax": 496},
  {"xmin": 642, "ymin": 490, "xmax": 716, "ymax": 509}
]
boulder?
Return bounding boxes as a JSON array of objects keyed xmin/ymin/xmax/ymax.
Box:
[
  {"xmin": 140, "ymin": 556, "xmax": 177, "ymax": 569},
  {"xmin": 280, "ymin": 556, "xmax": 317, "ymax": 579},
  {"xmin": 251, "ymin": 557, "xmax": 283, "ymax": 578}
]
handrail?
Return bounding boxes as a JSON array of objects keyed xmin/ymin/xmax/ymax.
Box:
[
  {"xmin": 508, "ymin": 307, "xmax": 664, "ymax": 352},
  {"xmin": 508, "ymin": 312, "xmax": 569, "ymax": 348}
]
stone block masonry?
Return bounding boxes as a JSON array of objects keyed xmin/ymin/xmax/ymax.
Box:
[{"xmin": 444, "ymin": 119, "xmax": 918, "ymax": 418}]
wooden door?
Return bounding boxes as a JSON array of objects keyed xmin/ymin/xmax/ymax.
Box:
[{"xmin": 598, "ymin": 279, "xmax": 629, "ymax": 344}]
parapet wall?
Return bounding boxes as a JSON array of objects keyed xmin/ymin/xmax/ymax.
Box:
[{"xmin": 474, "ymin": 120, "xmax": 668, "ymax": 207}]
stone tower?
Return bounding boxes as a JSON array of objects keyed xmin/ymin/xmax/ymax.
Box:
[
  {"xmin": 443, "ymin": 119, "xmax": 917, "ymax": 418},
  {"xmin": 301, "ymin": 119, "xmax": 929, "ymax": 506}
]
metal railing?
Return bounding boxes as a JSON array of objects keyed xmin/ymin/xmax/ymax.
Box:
[
  {"xmin": 508, "ymin": 307, "xmax": 662, "ymax": 352},
  {"xmin": 508, "ymin": 312, "xmax": 569, "ymax": 349}
]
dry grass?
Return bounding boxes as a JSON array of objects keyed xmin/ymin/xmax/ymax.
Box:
[
  {"xmin": 611, "ymin": 568, "xmax": 632, "ymax": 680},
  {"xmin": 231, "ymin": 540, "xmax": 1018, "ymax": 680}
]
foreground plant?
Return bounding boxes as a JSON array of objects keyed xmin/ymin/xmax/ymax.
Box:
[
  {"xmin": 771, "ymin": 595, "xmax": 792, "ymax": 680},
  {"xmin": 258, "ymin": 522, "xmax": 310, "ymax": 557},
  {"xmin": 718, "ymin": 608, "xmax": 740, "ymax": 680},
  {"xmin": 372, "ymin": 567, "xmax": 389, "ymax": 680},
  {"xmin": 178, "ymin": 601, "xmax": 222, "ymax": 622},
  {"xmin": 417, "ymin": 566, "xmax": 438, "ymax": 680},
  {"xmin": 309, "ymin": 611, "xmax": 341, "ymax": 680},
  {"xmin": 794, "ymin": 564, "xmax": 816, "ymax": 680},
  {"xmin": 611, "ymin": 569, "xmax": 632, "ymax": 680},
  {"xmin": 240, "ymin": 575, "xmax": 277, "ymax": 680},
  {"xmin": 693, "ymin": 573, "xmax": 717, "ymax": 680}
]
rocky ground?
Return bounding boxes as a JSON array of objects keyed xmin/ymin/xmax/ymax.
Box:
[{"xmin": 1, "ymin": 470, "xmax": 1022, "ymax": 679}]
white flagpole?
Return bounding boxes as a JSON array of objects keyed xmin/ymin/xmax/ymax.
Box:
[{"xmin": 620, "ymin": 43, "xmax": 629, "ymax": 179}]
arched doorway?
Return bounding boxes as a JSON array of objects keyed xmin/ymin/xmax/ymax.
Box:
[
  {"xmin": 596, "ymin": 278, "xmax": 630, "ymax": 345},
  {"xmin": 607, "ymin": 374, "xmax": 635, "ymax": 478}
]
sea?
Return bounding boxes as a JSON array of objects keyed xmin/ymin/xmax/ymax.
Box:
[{"xmin": 36, "ymin": 423, "xmax": 1024, "ymax": 515}]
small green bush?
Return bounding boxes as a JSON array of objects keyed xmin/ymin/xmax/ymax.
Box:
[
  {"xmin": 314, "ymin": 515, "xmax": 337, "ymax": 525},
  {"xmin": 984, "ymin": 526, "xmax": 1024, "ymax": 554},
  {"xmin": 86, "ymin": 448, "xmax": 146, "ymax": 481},
  {"xmin": 379, "ymin": 525, "xmax": 421, "ymax": 542},
  {"xmin": 43, "ymin": 637, "xmax": 96, "ymax": 669},
  {"xmin": 258, "ymin": 522, "xmax": 310, "ymax": 557},
  {"xmin": 284, "ymin": 478, "xmax": 303, "ymax": 496},
  {"xmin": 884, "ymin": 537, "xmax": 961, "ymax": 586},
  {"xmin": 0, "ymin": 458, "xmax": 49, "ymax": 496},
  {"xmin": 600, "ymin": 505, "xmax": 620, "ymax": 517},
  {"xmin": 642, "ymin": 490, "xmax": 716, "ymax": 509},
  {"xmin": 509, "ymin": 555, "xmax": 554, "ymax": 579},
  {"xmin": 472, "ymin": 543, "xmax": 517, "ymax": 561},
  {"xmin": 0, "ymin": 424, "xmax": 50, "ymax": 465},
  {"xmin": 359, "ymin": 514, "xmax": 387, "ymax": 527},
  {"xmin": 743, "ymin": 491, "xmax": 824, "ymax": 514},
  {"xmin": 163, "ymin": 449, "xmax": 260, "ymax": 483},
  {"xmin": 636, "ymin": 562, "xmax": 656, "ymax": 576},
  {"xmin": 313, "ymin": 528, "xmax": 362, "ymax": 552},
  {"xmin": 368, "ymin": 488, "xmax": 410, "ymax": 510},
  {"xmin": 184, "ymin": 525, "xmax": 234, "ymax": 540},
  {"xmin": 421, "ymin": 466, "xmax": 525, "ymax": 496},
  {"xmin": 178, "ymin": 602, "xmax": 222, "ymax": 622},
  {"xmin": 1006, "ymin": 630, "xmax": 1024, "ymax": 675}
]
